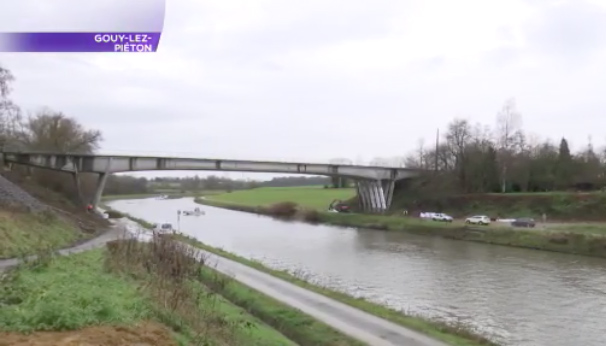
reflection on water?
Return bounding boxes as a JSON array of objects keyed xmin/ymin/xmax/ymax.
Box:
[{"xmin": 109, "ymin": 197, "xmax": 606, "ymax": 346}]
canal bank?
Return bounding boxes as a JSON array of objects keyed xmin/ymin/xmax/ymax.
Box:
[
  {"xmin": 106, "ymin": 197, "xmax": 606, "ymax": 346},
  {"xmin": 102, "ymin": 206, "xmax": 493, "ymax": 346},
  {"xmin": 195, "ymin": 198, "xmax": 606, "ymax": 259}
]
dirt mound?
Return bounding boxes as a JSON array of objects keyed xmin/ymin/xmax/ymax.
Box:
[{"xmin": 0, "ymin": 322, "xmax": 177, "ymax": 346}]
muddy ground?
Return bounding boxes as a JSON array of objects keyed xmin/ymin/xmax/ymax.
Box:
[{"xmin": 0, "ymin": 321, "xmax": 177, "ymax": 346}]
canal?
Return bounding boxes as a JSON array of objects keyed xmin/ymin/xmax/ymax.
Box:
[{"xmin": 108, "ymin": 197, "xmax": 606, "ymax": 346}]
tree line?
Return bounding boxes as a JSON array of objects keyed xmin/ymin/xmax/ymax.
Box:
[
  {"xmin": 106, "ymin": 175, "xmax": 333, "ymax": 195},
  {"xmin": 403, "ymin": 98, "xmax": 606, "ymax": 194}
]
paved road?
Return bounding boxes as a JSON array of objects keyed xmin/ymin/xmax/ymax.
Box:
[
  {"xmin": 191, "ymin": 244, "xmax": 448, "ymax": 346},
  {"xmin": 1, "ymin": 219, "xmax": 448, "ymax": 346}
]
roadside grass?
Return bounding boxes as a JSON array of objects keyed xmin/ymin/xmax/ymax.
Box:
[
  {"xmin": 0, "ymin": 210, "xmax": 86, "ymax": 259},
  {"xmin": 0, "ymin": 236, "xmax": 297, "ymax": 345},
  {"xmin": 196, "ymin": 264, "xmax": 364, "ymax": 346},
  {"xmin": 111, "ymin": 209, "xmax": 494, "ymax": 345},
  {"xmin": 106, "ymin": 215, "xmax": 366, "ymax": 345},
  {"xmin": 174, "ymin": 234, "xmax": 497, "ymax": 346},
  {"xmin": 0, "ymin": 250, "xmax": 152, "ymax": 333},
  {"xmin": 208, "ymin": 186, "xmax": 356, "ymax": 210},
  {"xmin": 106, "ymin": 236, "xmax": 297, "ymax": 346}
]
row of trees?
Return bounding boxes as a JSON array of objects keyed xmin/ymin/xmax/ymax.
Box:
[{"xmin": 403, "ymin": 99, "xmax": 606, "ymax": 194}]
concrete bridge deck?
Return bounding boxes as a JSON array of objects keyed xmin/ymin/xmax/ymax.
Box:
[
  {"xmin": 1, "ymin": 151, "xmax": 420, "ymax": 181},
  {"xmin": 2, "ymin": 151, "xmax": 422, "ymax": 213}
]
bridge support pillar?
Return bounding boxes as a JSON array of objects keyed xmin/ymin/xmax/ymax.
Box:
[
  {"xmin": 71, "ymin": 171, "xmax": 84, "ymax": 206},
  {"xmin": 92, "ymin": 173, "xmax": 108, "ymax": 208},
  {"xmin": 356, "ymin": 179, "xmax": 395, "ymax": 213}
]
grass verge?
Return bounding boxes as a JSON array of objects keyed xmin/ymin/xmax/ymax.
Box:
[
  {"xmin": 111, "ymin": 208, "xmax": 497, "ymax": 345},
  {"xmin": 175, "ymin": 234, "xmax": 497, "ymax": 346},
  {"xmin": 0, "ymin": 209, "xmax": 91, "ymax": 259},
  {"xmin": 0, "ymin": 236, "xmax": 299, "ymax": 345}
]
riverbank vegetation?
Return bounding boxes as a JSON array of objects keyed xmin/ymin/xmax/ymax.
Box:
[
  {"xmin": 110, "ymin": 208, "xmax": 497, "ymax": 345},
  {"xmin": 395, "ymin": 98, "xmax": 606, "ymax": 221},
  {"xmin": 0, "ymin": 234, "xmax": 308, "ymax": 345},
  {"xmin": 173, "ymin": 234, "xmax": 497, "ymax": 346},
  {"xmin": 196, "ymin": 198, "xmax": 606, "ymax": 258}
]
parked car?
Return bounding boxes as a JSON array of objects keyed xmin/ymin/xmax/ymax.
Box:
[
  {"xmin": 511, "ymin": 218, "xmax": 536, "ymax": 228},
  {"xmin": 152, "ymin": 222, "xmax": 175, "ymax": 234},
  {"xmin": 431, "ymin": 213, "xmax": 453, "ymax": 222},
  {"xmin": 328, "ymin": 199, "xmax": 351, "ymax": 213},
  {"xmin": 465, "ymin": 215, "xmax": 491, "ymax": 225}
]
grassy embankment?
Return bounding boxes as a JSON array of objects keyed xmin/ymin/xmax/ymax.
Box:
[
  {"xmin": 198, "ymin": 187, "xmax": 606, "ymax": 258},
  {"xmin": 0, "ymin": 209, "xmax": 89, "ymax": 259},
  {"xmin": 109, "ymin": 207, "xmax": 497, "ymax": 346},
  {"xmin": 1, "ymin": 220, "xmax": 364, "ymax": 345}
]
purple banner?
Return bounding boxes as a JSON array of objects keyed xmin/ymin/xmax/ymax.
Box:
[{"xmin": 0, "ymin": 32, "xmax": 162, "ymax": 52}]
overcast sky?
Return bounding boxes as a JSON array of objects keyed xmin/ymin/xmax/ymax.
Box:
[{"xmin": 1, "ymin": 0, "xmax": 606, "ymax": 179}]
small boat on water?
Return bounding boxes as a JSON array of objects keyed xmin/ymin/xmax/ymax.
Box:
[{"xmin": 182, "ymin": 207, "xmax": 205, "ymax": 216}]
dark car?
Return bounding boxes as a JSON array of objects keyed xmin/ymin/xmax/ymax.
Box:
[
  {"xmin": 511, "ymin": 217, "xmax": 536, "ymax": 228},
  {"xmin": 328, "ymin": 199, "xmax": 351, "ymax": 213}
]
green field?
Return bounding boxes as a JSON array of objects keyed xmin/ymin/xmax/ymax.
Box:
[{"xmin": 208, "ymin": 186, "xmax": 356, "ymax": 210}]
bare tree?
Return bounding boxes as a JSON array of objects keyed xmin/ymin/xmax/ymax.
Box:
[
  {"xmin": 0, "ymin": 64, "xmax": 22, "ymax": 150},
  {"xmin": 495, "ymin": 98, "xmax": 522, "ymax": 192},
  {"xmin": 20, "ymin": 108, "xmax": 103, "ymax": 153}
]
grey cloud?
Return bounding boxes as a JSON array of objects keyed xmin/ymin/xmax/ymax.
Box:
[{"xmin": 525, "ymin": 1, "xmax": 606, "ymax": 62}]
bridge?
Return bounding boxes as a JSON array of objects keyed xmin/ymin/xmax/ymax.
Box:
[{"xmin": 1, "ymin": 151, "xmax": 422, "ymax": 213}]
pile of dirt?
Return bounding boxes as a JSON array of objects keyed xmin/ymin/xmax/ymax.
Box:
[{"xmin": 0, "ymin": 321, "xmax": 178, "ymax": 346}]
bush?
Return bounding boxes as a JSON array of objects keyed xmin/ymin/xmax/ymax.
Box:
[
  {"xmin": 105, "ymin": 210, "xmax": 125, "ymax": 219},
  {"xmin": 295, "ymin": 209, "xmax": 321, "ymax": 223},
  {"xmin": 266, "ymin": 201, "xmax": 298, "ymax": 218}
]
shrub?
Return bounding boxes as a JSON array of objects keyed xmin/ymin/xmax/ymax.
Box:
[{"xmin": 266, "ymin": 201, "xmax": 298, "ymax": 218}]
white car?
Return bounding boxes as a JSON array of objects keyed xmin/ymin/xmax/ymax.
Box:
[
  {"xmin": 152, "ymin": 222, "xmax": 175, "ymax": 234},
  {"xmin": 465, "ymin": 215, "xmax": 491, "ymax": 225},
  {"xmin": 431, "ymin": 213, "xmax": 453, "ymax": 222}
]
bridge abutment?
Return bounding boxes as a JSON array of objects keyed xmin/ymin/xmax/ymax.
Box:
[
  {"xmin": 92, "ymin": 173, "xmax": 108, "ymax": 207},
  {"xmin": 356, "ymin": 179, "xmax": 394, "ymax": 213}
]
